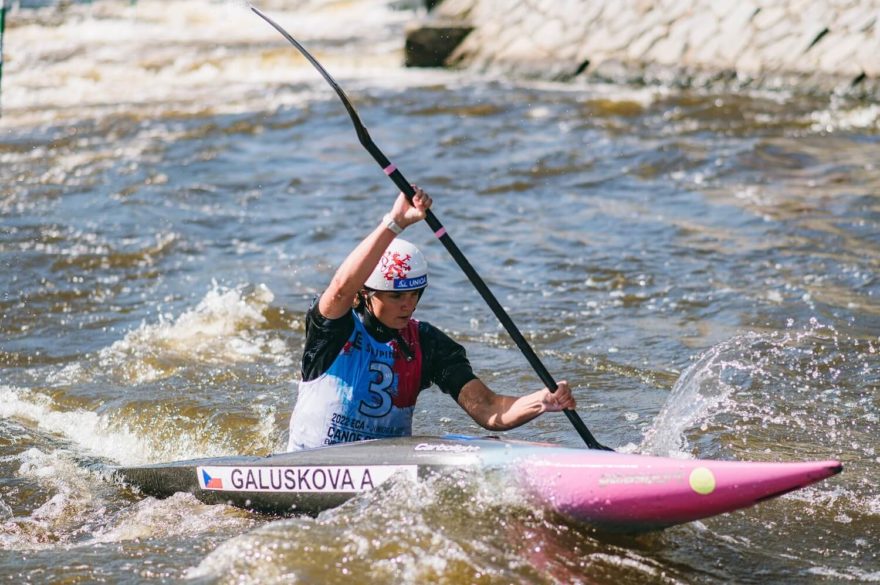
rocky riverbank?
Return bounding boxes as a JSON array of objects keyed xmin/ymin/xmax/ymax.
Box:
[{"xmin": 408, "ymin": 0, "xmax": 880, "ymax": 98}]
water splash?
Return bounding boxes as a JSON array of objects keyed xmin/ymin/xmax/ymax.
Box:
[
  {"xmin": 640, "ymin": 331, "xmax": 768, "ymax": 458},
  {"xmin": 0, "ymin": 444, "xmax": 256, "ymax": 551},
  {"xmin": 96, "ymin": 282, "xmax": 289, "ymax": 384},
  {"xmin": 810, "ymin": 102, "xmax": 880, "ymax": 133},
  {"xmin": 87, "ymin": 492, "xmax": 256, "ymax": 544},
  {"xmin": 0, "ymin": 386, "xmax": 147, "ymax": 463},
  {"xmin": 0, "ymin": 385, "xmax": 237, "ymax": 465},
  {"xmin": 0, "ymin": 446, "xmax": 117, "ymax": 549},
  {"xmin": 2, "ymin": 0, "xmax": 425, "ymax": 127},
  {"xmin": 641, "ymin": 319, "xmax": 879, "ymax": 462}
]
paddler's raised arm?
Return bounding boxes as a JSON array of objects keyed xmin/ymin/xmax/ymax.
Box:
[
  {"xmin": 455, "ymin": 378, "xmax": 577, "ymax": 432},
  {"xmin": 318, "ymin": 187, "xmax": 433, "ymax": 319}
]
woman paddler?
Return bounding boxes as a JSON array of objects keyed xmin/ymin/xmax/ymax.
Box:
[{"xmin": 287, "ymin": 186, "xmax": 576, "ymax": 451}]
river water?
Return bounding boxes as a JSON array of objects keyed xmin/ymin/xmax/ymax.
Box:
[{"xmin": 1, "ymin": 0, "xmax": 878, "ymax": 583}]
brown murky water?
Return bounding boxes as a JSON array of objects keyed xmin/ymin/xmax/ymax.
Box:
[{"xmin": 1, "ymin": 1, "xmax": 878, "ymax": 582}]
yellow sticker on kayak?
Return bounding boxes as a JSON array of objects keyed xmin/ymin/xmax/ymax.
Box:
[{"xmin": 689, "ymin": 467, "xmax": 716, "ymax": 495}]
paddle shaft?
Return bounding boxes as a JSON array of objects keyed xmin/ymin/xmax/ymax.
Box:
[
  {"xmin": 251, "ymin": 5, "xmax": 610, "ymax": 450},
  {"xmin": 387, "ymin": 175, "xmax": 607, "ymax": 450}
]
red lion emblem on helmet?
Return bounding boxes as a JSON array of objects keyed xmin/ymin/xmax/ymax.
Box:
[{"xmin": 381, "ymin": 252, "xmax": 412, "ymax": 281}]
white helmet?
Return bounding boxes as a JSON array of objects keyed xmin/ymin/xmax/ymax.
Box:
[{"xmin": 364, "ymin": 239, "xmax": 428, "ymax": 292}]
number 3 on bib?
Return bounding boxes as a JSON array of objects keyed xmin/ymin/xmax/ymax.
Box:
[{"xmin": 359, "ymin": 362, "xmax": 394, "ymax": 417}]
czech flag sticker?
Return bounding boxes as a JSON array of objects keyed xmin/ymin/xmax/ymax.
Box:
[{"xmin": 201, "ymin": 469, "xmax": 223, "ymax": 489}]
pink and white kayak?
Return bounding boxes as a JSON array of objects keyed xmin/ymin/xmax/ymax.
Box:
[{"xmin": 115, "ymin": 435, "xmax": 842, "ymax": 532}]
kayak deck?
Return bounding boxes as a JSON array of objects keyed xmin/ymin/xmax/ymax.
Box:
[{"xmin": 114, "ymin": 436, "xmax": 842, "ymax": 532}]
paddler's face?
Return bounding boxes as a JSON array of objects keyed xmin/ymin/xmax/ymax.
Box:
[{"xmin": 369, "ymin": 290, "xmax": 422, "ymax": 329}]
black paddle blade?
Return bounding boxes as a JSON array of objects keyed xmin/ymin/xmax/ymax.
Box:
[
  {"xmin": 249, "ymin": 4, "xmax": 374, "ymax": 151},
  {"xmin": 564, "ymin": 409, "xmax": 613, "ymax": 451}
]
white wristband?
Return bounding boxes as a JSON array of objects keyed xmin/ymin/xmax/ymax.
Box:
[{"xmin": 382, "ymin": 214, "xmax": 404, "ymax": 235}]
